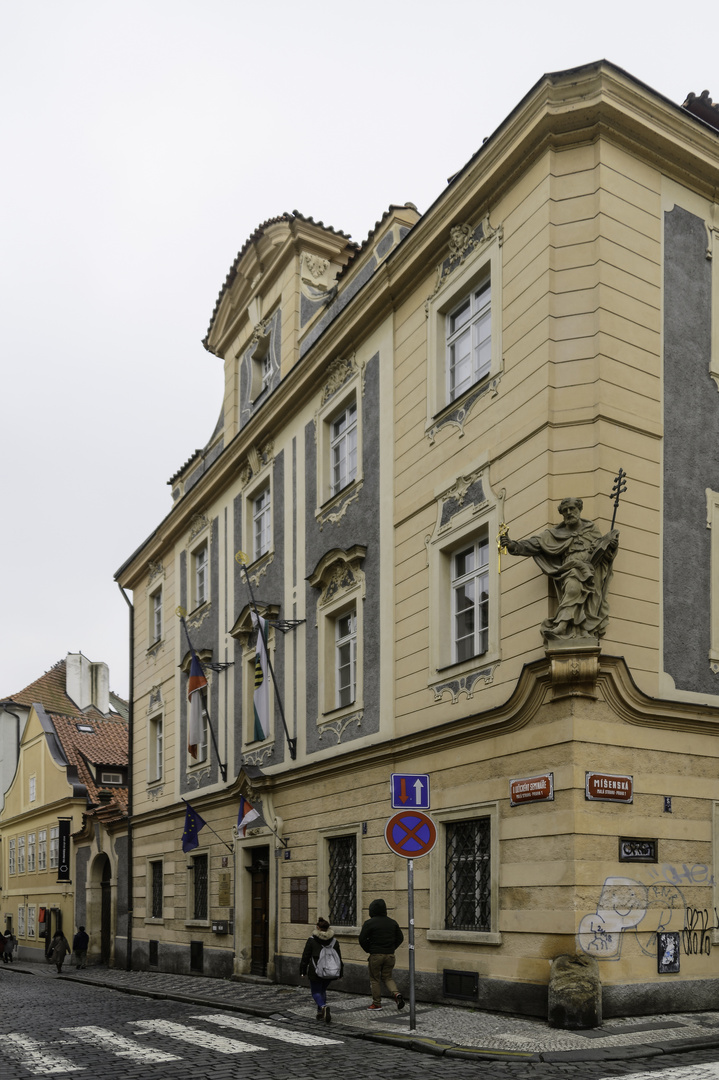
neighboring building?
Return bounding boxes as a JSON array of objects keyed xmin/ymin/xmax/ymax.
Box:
[
  {"xmin": 115, "ymin": 62, "xmax": 719, "ymax": 1016},
  {"xmin": 0, "ymin": 655, "xmax": 128, "ymax": 964}
]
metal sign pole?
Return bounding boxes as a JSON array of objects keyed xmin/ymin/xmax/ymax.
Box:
[{"xmin": 407, "ymin": 857, "xmax": 416, "ymax": 1031}]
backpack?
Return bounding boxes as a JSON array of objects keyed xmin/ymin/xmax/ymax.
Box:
[{"xmin": 315, "ymin": 938, "xmax": 341, "ymax": 979}]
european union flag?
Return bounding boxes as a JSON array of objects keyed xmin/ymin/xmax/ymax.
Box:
[{"xmin": 182, "ymin": 802, "xmax": 207, "ymax": 853}]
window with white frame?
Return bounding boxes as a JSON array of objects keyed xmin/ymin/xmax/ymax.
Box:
[
  {"xmin": 27, "ymin": 904, "xmax": 36, "ymax": 938},
  {"xmin": 425, "ymin": 222, "xmax": 502, "ymax": 426},
  {"xmin": 190, "ymin": 853, "xmax": 208, "ymax": 921},
  {"xmin": 17, "ymin": 836, "xmax": 25, "ymax": 874},
  {"xmin": 38, "ymin": 829, "xmax": 47, "ymax": 871},
  {"xmin": 29, "ymin": 776, "xmax": 36, "ymax": 802},
  {"xmin": 253, "ymin": 486, "xmax": 271, "ymax": 561},
  {"xmin": 330, "ymin": 400, "xmax": 358, "ymax": 496},
  {"xmin": 309, "ymin": 547, "xmax": 366, "ymax": 722},
  {"xmin": 17, "ymin": 905, "xmax": 25, "ymax": 937},
  {"xmin": 149, "ymin": 714, "xmax": 163, "ymax": 783},
  {"xmin": 8, "ymin": 838, "xmax": 15, "ymax": 875},
  {"xmin": 50, "ymin": 826, "xmax": 59, "ymax": 870},
  {"xmin": 335, "ymin": 608, "xmax": 357, "ymax": 708},
  {"xmin": 452, "ymin": 537, "xmax": 490, "ymax": 663},
  {"xmin": 447, "ymin": 278, "xmax": 491, "ymax": 402},
  {"xmin": 426, "ymin": 470, "xmax": 501, "ymax": 686},
  {"xmin": 28, "ymin": 832, "xmax": 36, "ymax": 872},
  {"xmin": 194, "ymin": 542, "xmax": 208, "ymax": 608},
  {"xmin": 428, "ymin": 803, "xmax": 500, "ymax": 945},
  {"xmin": 150, "ymin": 586, "xmax": 163, "ymax": 644}
]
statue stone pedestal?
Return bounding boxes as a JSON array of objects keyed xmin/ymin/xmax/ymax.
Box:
[{"xmin": 546, "ymin": 639, "xmax": 600, "ymax": 700}]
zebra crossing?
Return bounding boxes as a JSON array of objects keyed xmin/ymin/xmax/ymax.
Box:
[{"xmin": 4, "ymin": 1013, "xmax": 343, "ymax": 1074}]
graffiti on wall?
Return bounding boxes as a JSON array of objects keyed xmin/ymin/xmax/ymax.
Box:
[{"xmin": 577, "ymin": 864, "xmax": 715, "ymax": 962}]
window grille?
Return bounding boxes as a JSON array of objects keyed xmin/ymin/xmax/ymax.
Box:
[
  {"xmin": 151, "ymin": 861, "xmax": 163, "ymax": 919},
  {"xmin": 328, "ymin": 835, "xmax": 356, "ymax": 927},
  {"xmin": 445, "ymin": 817, "xmax": 491, "ymax": 931},
  {"xmin": 290, "ymin": 876, "xmax": 309, "ymax": 923},
  {"xmin": 193, "ymin": 854, "xmax": 208, "ymax": 920}
]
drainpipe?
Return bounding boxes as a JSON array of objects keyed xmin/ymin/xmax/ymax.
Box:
[{"xmin": 117, "ymin": 583, "xmax": 134, "ymax": 971}]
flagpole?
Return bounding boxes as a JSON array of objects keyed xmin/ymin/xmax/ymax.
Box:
[
  {"xmin": 236, "ymin": 555, "xmax": 297, "ymax": 761},
  {"xmin": 182, "ymin": 799, "xmax": 233, "ymax": 853},
  {"xmin": 178, "ymin": 614, "xmax": 228, "ymax": 782},
  {"xmin": 239, "ymin": 804, "xmax": 289, "ymax": 849}
]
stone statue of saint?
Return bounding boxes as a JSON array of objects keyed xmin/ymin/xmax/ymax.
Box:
[{"xmin": 504, "ymin": 498, "xmax": 619, "ymax": 644}]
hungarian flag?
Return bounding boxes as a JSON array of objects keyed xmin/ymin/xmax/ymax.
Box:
[
  {"xmin": 187, "ymin": 650, "xmax": 207, "ymax": 758},
  {"xmin": 251, "ymin": 610, "xmax": 269, "ymax": 741},
  {"xmin": 182, "ymin": 802, "xmax": 207, "ymax": 853},
  {"xmin": 238, "ymin": 795, "xmax": 261, "ymax": 836}
]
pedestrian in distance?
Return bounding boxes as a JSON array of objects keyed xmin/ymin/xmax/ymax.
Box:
[
  {"xmin": 49, "ymin": 930, "xmax": 71, "ymax": 973},
  {"xmin": 299, "ymin": 916, "xmax": 343, "ymax": 1023},
  {"xmin": 73, "ymin": 925, "xmax": 89, "ymax": 969},
  {"xmin": 4, "ymin": 932, "xmax": 16, "ymax": 963},
  {"xmin": 358, "ymin": 898, "xmax": 405, "ymax": 1011}
]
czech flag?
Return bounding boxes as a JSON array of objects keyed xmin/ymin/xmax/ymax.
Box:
[
  {"xmin": 187, "ymin": 651, "xmax": 207, "ymax": 758},
  {"xmin": 238, "ymin": 795, "xmax": 261, "ymax": 837}
]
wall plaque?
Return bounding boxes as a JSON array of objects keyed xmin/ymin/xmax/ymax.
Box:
[
  {"xmin": 218, "ymin": 871, "xmax": 231, "ymax": 907},
  {"xmin": 586, "ymin": 772, "xmax": 633, "ymax": 802},
  {"xmin": 510, "ymin": 773, "xmax": 554, "ymax": 807},
  {"xmin": 619, "ymin": 837, "xmax": 657, "ymax": 863}
]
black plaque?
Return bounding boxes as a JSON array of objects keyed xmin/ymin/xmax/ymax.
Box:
[
  {"xmin": 658, "ymin": 931, "xmax": 680, "ymax": 973},
  {"xmin": 619, "ymin": 837, "xmax": 658, "ymax": 863},
  {"xmin": 57, "ymin": 819, "xmax": 71, "ymax": 882}
]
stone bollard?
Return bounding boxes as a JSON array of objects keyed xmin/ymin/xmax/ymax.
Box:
[{"xmin": 548, "ymin": 954, "xmax": 602, "ymax": 1029}]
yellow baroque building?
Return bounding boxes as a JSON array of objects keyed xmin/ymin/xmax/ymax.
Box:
[{"xmin": 115, "ymin": 61, "xmax": 719, "ymax": 1016}]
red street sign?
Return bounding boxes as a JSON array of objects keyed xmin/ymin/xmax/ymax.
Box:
[
  {"xmin": 510, "ymin": 773, "xmax": 554, "ymax": 807},
  {"xmin": 586, "ymin": 772, "xmax": 633, "ymax": 802},
  {"xmin": 385, "ymin": 811, "xmax": 437, "ymax": 859}
]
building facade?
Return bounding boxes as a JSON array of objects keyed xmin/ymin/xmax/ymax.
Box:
[
  {"xmin": 116, "ymin": 62, "xmax": 719, "ymax": 1015},
  {"xmin": 0, "ymin": 656, "xmax": 129, "ymax": 965}
]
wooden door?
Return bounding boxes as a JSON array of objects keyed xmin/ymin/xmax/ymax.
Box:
[{"xmin": 250, "ymin": 847, "xmax": 269, "ymax": 976}]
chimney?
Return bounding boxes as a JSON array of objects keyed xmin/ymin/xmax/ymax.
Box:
[{"xmin": 65, "ymin": 653, "xmax": 110, "ymax": 715}]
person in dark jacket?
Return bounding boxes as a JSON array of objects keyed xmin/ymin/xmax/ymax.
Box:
[
  {"xmin": 358, "ymin": 898, "xmax": 405, "ymax": 1010},
  {"xmin": 73, "ymin": 926, "xmax": 89, "ymax": 968},
  {"xmin": 299, "ymin": 917, "xmax": 343, "ymax": 1022}
]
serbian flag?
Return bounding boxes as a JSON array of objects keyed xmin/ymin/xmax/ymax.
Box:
[
  {"xmin": 251, "ymin": 610, "xmax": 269, "ymax": 741},
  {"xmin": 238, "ymin": 795, "xmax": 261, "ymax": 836},
  {"xmin": 187, "ymin": 650, "xmax": 207, "ymax": 758},
  {"xmin": 182, "ymin": 802, "xmax": 207, "ymax": 853}
]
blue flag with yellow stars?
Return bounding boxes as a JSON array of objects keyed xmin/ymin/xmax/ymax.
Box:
[{"xmin": 182, "ymin": 802, "xmax": 207, "ymax": 853}]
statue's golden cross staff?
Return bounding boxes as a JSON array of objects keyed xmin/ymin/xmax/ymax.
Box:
[{"xmin": 497, "ymin": 522, "xmax": 509, "ymax": 574}]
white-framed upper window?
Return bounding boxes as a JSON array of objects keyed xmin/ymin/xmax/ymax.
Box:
[
  {"xmin": 26, "ymin": 904, "xmax": 36, "ymax": 938},
  {"xmin": 194, "ymin": 542, "xmax": 208, "ymax": 608},
  {"xmin": 335, "ymin": 608, "xmax": 357, "ymax": 709},
  {"xmin": 426, "ymin": 223, "xmax": 502, "ymax": 426},
  {"xmin": 253, "ymin": 486, "xmax": 271, "ymax": 560},
  {"xmin": 317, "ymin": 823, "xmax": 362, "ymax": 934},
  {"xmin": 29, "ymin": 776, "xmax": 36, "ymax": 802},
  {"xmin": 452, "ymin": 537, "xmax": 490, "ymax": 663},
  {"xmin": 447, "ymin": 277, "xmax": 491, "ymax": 402},
  {"xmin": 27, "ymin": 832, "xmax": 36, "ymax": 872},
  {"xmin": 50, "ymin": 826, "xmax": 59, "ymax": 870},
  {"xmin": 17, "ymin": 836, "xmax": 25, "ymax": 874},
  {"xmin": 330, "ymin": 401, "xmax": 358, "ymax": 496},
  {"xmin": 38, "ymin": 829, "xmax": 47, "ymax": 871},
  {"xmin": 149, "ymin": 714, "xmax": 163, "ymax": 783},
  {"xmin": 151, "ymin": 587, "xmax": 163, "ymax": 643},
  {"xmin": 8, "ymin": 838, "xmax": 15, "ymax": 875},
  {"xmin": 17, "ymin": 905, "xmax": 25, "ymax": 938}
]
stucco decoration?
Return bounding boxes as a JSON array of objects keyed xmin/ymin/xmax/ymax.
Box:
[
  {"xmin": 147, "ymin": 785, "xmax": 165, "ymax": 802},
  {"xmin": 308, "ymin": 545, "xmax": 367, "ymax": 608},
  {"xmin": 238, "ymin": 462, "xmax": 253, "ymax": 488},
  {"xmin": 432, "ymin": 665, "xmax": 499, "ymax": 703},
  {"xmin": 259, "ymin": 438, "xmax": 274, "ymax": 465},
  {"xmin": 147, "ymin": 559, "xmax": 164, "ymax": 584},
  {"xmin": 247, "ymin": 551, "xmax": 274, "ymax": 587},
  {"xmin": 147, "ymin": 686, "xmax": 163, "ymax": 713},
  {"xmin": 318, "ymin": 712, "xmax": 362, "ymax": 743},
  {"xmin": 504, "ymin": 498, "xmax": 619, "ymax": 645},
  {"xmin": 189, "ymin": 512, "xmax": 211, "ymax": 541},
  {"xmin": 243, "ymin": 745, "xmax": 275, "ymax": 768},
  {"xmin": 317, "ymin": 480, "xmax": 363, "ymax": 531},
  {"xmin": 426, "ymin": 375, "xmax": 502, "ymax": 443},
  {"xmin": 319, "ymin": 354, "xmax": 365, "ymax": 406},
  {"xmin": 548, "ymin": 649, "xmax": 600, "ymax": 700},
  {"xmin": 187, "ymin": 602, "xmax": 212, "ymax": 631},
  {"xmin": 426, "ymin": 214, "xmax": 504, "ymax": 307},
  {"xmin": 439, "ymin": 473, "xmax": 487, "ymax": 529},
  {"xmin": 186, "ymin": 767, "xmax": 211, "ymax": 788}
]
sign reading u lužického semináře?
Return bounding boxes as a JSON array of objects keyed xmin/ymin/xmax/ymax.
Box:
[{"xmin": 509, "ymin": 773, "xmax": 554, "ymax": 807}]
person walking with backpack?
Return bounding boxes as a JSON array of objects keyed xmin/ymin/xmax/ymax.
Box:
[
  {"xmin": 359, "ymin": 898, "xmax": 405, "ymax": 1011},
  {"xmin": 299, "ymin": 917, "xmax": 342, "ymax": 1022}
]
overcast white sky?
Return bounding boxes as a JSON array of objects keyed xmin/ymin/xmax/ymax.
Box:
[{"xmin": 1, "ymin": 0, "xmax": 714, "ymax": 700}]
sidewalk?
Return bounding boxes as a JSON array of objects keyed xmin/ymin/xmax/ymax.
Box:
[{"xmin": 5, "ymin": 957, "xmax": 719, "ymax": 1063}]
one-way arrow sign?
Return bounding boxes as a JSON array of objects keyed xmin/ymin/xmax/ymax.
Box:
[{"xmin": 390, "ymin": 773, "xmax": 430, "ymax": 810}]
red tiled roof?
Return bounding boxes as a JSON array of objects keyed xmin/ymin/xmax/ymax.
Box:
[
  {"xmin": 49, "ymin": 712, "xmax": 129, "ymax": 815},
  {"xmin": 5, "ymin": 659, "xmax": 127, "ymax": 719}
]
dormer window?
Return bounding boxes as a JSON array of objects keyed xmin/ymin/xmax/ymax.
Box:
[
  {"xmin": 100, "ymin": 771, "xmax": 124, "ymax": 786},
  {"xmin": 76, "ymin": 723, "xmax": 94, "ymax": 733}
]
